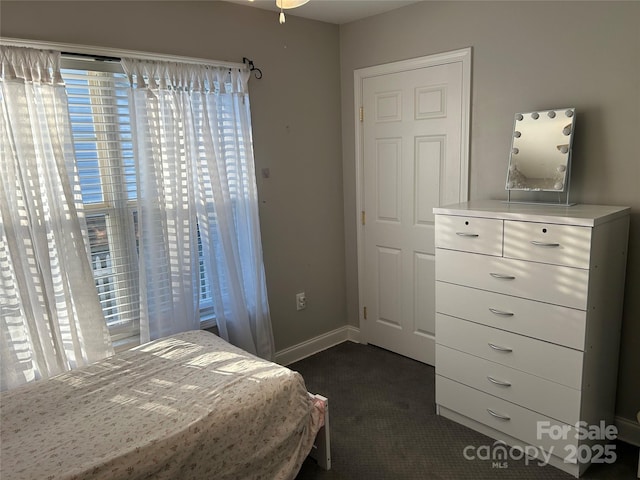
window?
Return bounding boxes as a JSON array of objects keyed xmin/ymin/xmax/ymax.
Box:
[{"xmin": 61, "ymin": 63, "xmax": 215, "ymax": 347}]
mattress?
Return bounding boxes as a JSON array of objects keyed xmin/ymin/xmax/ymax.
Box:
[{"xmin": 0, "ymin": 330, "xmax": 323, "ymax": 480}]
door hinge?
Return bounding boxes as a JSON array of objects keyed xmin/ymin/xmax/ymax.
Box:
[
  {"xmin": 363, "ymin": 306, "xmax": 367, "ymax": 320},
  {"xmin": 359, "ymin": 106, "xmax": 364, "ymax": 122},
  {"xmin": 361, "ymin": 210, "xmax": 366, "ymax": 226}
]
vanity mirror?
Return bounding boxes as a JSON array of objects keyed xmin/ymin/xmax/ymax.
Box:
[{"xmin": 505, "ymin": 108, "xmax": 576, "ymax": 204}]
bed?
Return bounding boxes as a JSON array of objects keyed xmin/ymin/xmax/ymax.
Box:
[{"xmin": 0, "ymin": 330, "xmax": 330, "ymax": 480}]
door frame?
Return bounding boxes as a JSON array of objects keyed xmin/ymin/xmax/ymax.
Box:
[{"xmin": 354, "ymin": 48, "xmax": 472, "ymax": 344}]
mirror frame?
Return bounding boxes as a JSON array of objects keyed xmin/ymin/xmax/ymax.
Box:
[{"xmin": 505, "ymin": 108, "xmax": 576, "ymax": 198}]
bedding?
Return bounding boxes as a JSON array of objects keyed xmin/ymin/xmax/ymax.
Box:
[{"xmin": 0, "ymin": 330, "xmax": 325, "ymax": 480}]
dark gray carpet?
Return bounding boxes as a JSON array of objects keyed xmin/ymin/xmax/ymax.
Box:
[{"xmin": 292, "ymin": 341, "xmax": 638, "ymax": 479}]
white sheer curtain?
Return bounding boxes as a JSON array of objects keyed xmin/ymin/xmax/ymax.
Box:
[
  {"xmin": 0, "ymin": 46, "xmax": 113, "ymax": 391},
  {"xmin": 123, "ymin": 59, "xmax": 275, "ymax": 359}
]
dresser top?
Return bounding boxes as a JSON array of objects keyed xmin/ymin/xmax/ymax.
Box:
[{"xmin": 433, "ymin": 200, "xmax": 630, "ymax": 226}]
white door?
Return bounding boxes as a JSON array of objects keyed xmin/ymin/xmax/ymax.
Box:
[{"xmin": 356, "ymin": 50, "xmax": 470, "ymax": 365}]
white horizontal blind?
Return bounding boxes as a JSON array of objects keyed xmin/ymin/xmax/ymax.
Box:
[{"xmin": 61, "ymin": 67, "xmax": 140, "ymax": 345}]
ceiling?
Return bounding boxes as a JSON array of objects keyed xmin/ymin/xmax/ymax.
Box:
[{"xmin": 224, "ymin": 0, "xmax": 421, "ymax": 25}]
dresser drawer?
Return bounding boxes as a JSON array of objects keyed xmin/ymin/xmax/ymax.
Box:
[
  {"xmin": 436, "ymin": 376, "xmax": 578, "ymax": 459},
  {"xmin": 436, "ymin": 314, "xmax": 583, "ymax": 389},
  {"xmin": 436, "ymin": 282, "xmax": 586, "ymax": 350},
  {"xmin": 435, "ymin": 249, "xmax": 589, "ymax": 310},
  {"xmin": 436, "ymin": 345, "xmax": 581, "ymax": 425},
  {"xmin": 435, "ymin": 215, "xmax": 503, "ymax": 256},
  {"xmin": 504, "ymin": 221, "xmax": 592, "ymax": 269}
]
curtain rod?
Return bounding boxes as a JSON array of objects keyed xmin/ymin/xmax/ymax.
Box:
[{"xmin": 0, "ymin": 37, "xmax": 247, "ymax": 71}]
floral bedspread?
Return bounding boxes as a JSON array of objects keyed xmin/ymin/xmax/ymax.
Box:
[{"xmin": 1, "ymin": 330, "xmax": 322, "ymax": 480}]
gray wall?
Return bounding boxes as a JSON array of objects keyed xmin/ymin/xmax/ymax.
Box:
[
  {"xmin": 0, "ymin": 0, "xmax": 347, "ymax": 352},
  {"xmin": 340, "ymin": 1, "xmax": 640, "ymax": 426}
]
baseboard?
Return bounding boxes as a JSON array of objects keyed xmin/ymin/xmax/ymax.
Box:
[
  {"xmin": 616, "ymin": 415, "xmax": 640, "ymax": 447},
  {"xmin": 275, "ymin": 325, "xmax": 361, "ymax": 366}
]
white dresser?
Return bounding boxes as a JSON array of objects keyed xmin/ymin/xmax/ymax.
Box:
[{"xmin": 433, "ymin": 200, "xmax": 630, "ymax": 477}]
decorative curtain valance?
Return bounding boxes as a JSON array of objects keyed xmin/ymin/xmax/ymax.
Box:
[
  {"xmin": 121, "ymin": 58, "xmax": 250, "ymax": 94},
  {"xmin": 0, "ymin": 46, "xmax": 63, "ymax": 84}
]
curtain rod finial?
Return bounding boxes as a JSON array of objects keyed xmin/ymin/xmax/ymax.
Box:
[{"xmin": 242, "ymin": 57, "xmax": 262, "ymax": 79}]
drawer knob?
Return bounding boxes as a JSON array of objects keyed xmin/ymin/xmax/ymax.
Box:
[
  {"xmin": 487, "ymin": 409, "xmax": 511, "ymax": 421},
  {"xmin": 489, "ymin": 273, "xmax": 516, "ymax": 280},
  {"xmin": 487, "ymin": 376, "xmax": 512, "ymax": 387},
  {"xmin": 455, "ymin": 232, "xmax": 479, "ymax": 237},
  {"xmin": 488, "ymin": 308, "xmax": 514, "ymax": 317},
  {"xmin": 530, "ymin": 241, "xmax": 561, "ymax": 247},
  {"xmin": 488, "ymin": 343, "xmax": 513, "ymax": 353}
]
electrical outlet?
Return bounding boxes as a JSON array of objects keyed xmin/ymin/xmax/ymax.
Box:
[{"xmin": 296, "ymin": 292, "xmax": 307, "ymax": 311}]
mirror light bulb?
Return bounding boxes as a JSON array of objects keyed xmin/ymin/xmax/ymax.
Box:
[
  {"xmin": 565, "ymin": 109, "xmax": 574, "ymax": 117},
  {"xmin": 531, "ymin": 112, "xmax": 539, "ymax": 120},
  {"xmin": 514, "ymin": 131, "xmax": 521, "ymax": 138},
  {"xmin": 548, "ymin": 111, "xmax": 556, "ymax": 118}
]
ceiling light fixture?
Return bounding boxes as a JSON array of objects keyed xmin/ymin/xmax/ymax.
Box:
[{"xmin": 275, "ymin": 0, "xmax": 310, "ymax": 24}]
